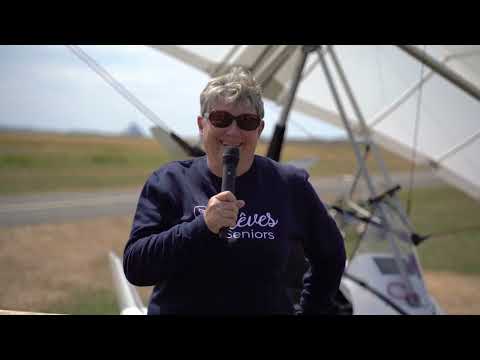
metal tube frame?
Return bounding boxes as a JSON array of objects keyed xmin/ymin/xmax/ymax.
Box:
[
  {"xmin": 398, "ymin": 45, "xmax": 480, "ymax": 103},
  {"xmin": 266, "ymin": 46, "xmax": 317, "ymax": 160},
  {"xmin": 327, "ymin": 46, "xmax": 416, "ymax": 234},
  {"xmin": 278, "ymin": 47, "xmax": 312, "ymax": 127},
  {"xmin": 316, "ymin": 47, "xmax": 420, "ymax": 307}
]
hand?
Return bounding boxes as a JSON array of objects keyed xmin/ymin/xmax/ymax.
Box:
[{"xmin": 204, "ymin": 191, "xmax": 245, "ymax": 234}]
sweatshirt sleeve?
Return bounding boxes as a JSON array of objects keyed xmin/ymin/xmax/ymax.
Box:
[
  {"xmin": 294, "ymin": 171, "xmax": 347, "ymax": 315},
  {"xmin": 123, "ymin": 170, "xmax": 217, "ymax": 286}
]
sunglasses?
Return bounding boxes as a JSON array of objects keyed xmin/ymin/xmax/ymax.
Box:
[{"xmin": 205, "ymin": 110, "xmax": 262, "ymax": 131}]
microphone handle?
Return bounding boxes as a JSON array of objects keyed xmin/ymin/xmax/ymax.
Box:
[
  {"xmin": 219, "ymin": 163, "xmax": 236, "ymax": 240},
  {"xmin": 221, "ymin": 163, "xmax": 236, "ymax": 193}
]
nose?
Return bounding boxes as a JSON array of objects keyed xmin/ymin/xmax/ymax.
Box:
[{"xmin": 224, "ymin": 119, "xmax": 242, "ymax": 136}]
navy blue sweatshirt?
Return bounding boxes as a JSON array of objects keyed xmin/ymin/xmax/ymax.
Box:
[{"xmin": 123, "ymin": 155, "xmax": 346, "ymax": 315}]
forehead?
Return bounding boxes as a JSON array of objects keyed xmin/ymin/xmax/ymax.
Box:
[{"xmin": 210, "ymin": 99, "xmax": 256, "ymax": 115}]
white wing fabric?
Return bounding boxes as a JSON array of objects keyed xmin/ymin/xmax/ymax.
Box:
[{"xmin": 150, "ymin": 45, "xmax": 480, "ymax": 200}]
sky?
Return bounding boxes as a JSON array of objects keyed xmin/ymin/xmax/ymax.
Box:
[{"xmin": 0, "ymin": 45, "xmax": 346, "ymax": 141}]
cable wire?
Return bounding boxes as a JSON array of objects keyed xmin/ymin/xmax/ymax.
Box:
[
  {"xmin": 406, "ymin": 45, "xmax": 427, "ymax": 216},
  {"xmin": 66, "ymin": 45, "xmax": 171, "ymax": 132}
]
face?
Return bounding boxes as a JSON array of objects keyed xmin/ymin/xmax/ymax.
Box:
[{"xmin": 197, "ymin": 100, "xmax": 264, "ymax": 176}]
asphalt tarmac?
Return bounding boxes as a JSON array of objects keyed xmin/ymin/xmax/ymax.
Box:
[{"xmin": 0, "ymin": 171, "xmax": 444, "ymax": 227}]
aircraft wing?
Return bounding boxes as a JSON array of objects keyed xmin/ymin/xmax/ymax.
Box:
[
  {"xmin": 149, "ymin": 45, "xmax": 480, "ymax": 201},
  {"xmin": 108, "ymin": 251, "xmax": 147, "ymax": 315},
  {"xmin": 149, "ymin": 45, "xmax": 218, "ymax": 74}
]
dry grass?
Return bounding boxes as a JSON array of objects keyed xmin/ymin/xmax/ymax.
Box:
[
  {"xmin": 424, "ymin": 272, "xmax": 480, "ymax": 315},
  {"xmin": 0, "ymin": 132, "xmax": 422, "ymax": 195},
  {"xmin": 256, "ymin": 140, "xmax": 425, "ymax": 177},
  {"xmin": 0, "ymin": 216, "xmax": 136, "ymax": 313},
  {"xmin": 0, "ymin": 216, "xmax": 478, "ymax": 315},
  {"xmin": 0, "ymin": 132, "xmax": 170, "ymax": 195},
  {"xmin": 0, "ymin": 131, "xmax": 162, "ymax": 150}
]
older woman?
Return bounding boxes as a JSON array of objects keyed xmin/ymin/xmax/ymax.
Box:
[{"xmin": 123, "ymin": 66, "xmax": 346, "ymax": 315}]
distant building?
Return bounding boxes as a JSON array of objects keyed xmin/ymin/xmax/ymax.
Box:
[{"xmin": 123, "ymin": 122, "xmax": 145, "ymax": 138}]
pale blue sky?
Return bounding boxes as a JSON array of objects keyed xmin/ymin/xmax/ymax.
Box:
[{"xmin": 0, "ymin": 45, "xmax": 346, "ymax": 140}]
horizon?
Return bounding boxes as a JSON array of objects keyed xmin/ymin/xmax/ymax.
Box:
[{"xmin": 0, "ymin": 123, "xmax": 349, "ymax": 143}]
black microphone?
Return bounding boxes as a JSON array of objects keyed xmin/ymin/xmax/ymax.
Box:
[{"xmin": 219, "ymin": 146, "xmax": 240, "ymax": 240}]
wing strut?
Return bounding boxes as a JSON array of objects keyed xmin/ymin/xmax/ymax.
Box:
[{"xmin": 266, "ymin": 46, "xmax": 318, "ymax": 161}]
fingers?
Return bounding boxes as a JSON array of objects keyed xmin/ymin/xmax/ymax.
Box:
[
  {"xmin": 215, "ymin": 191, "xmax": 237, "ymax": 202},
  {"xmin": 204, "ymin": 208, "xmax": 237, "ymax": 233},
  {"xmin": 214, "ymin": 192, "xmax": 245, "ymax": 209},
  {"xmin": 219, "ymin": 202, "xmax": 239, "ymax": 212},
  {"xmin": 204, "ymin": 192, "xmax": 246, "ymax": 234},
  {"xmin": 219, "ymin": 212, "xmax": 238, "ymax": 228}
]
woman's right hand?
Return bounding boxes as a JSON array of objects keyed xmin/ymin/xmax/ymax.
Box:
[{"xmin": 204, "ymin": 191, "xmax": 245, "ymax": 234}]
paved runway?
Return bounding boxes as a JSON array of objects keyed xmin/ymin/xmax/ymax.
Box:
[
  {"xmin": 0, "ymin": 171, "xmax": 444, "ymax": 227},
  {"xmin": 0, "ymin": 190, "xmax": 141, "ymax": 227}
]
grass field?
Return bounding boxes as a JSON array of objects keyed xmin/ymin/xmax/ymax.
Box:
[
  {"xmin": 339, "ymin": 185, "xmax": 480, "ymax": 275},
  {"xmin": 0, "ymin": 132, "xmax": 171, "ymax": 195},
  {"xmin": 0, "ymin": 131, "xmax": 478, "ymax": 315},
  {"xmin": 0, "ymin": 132, "xmax": 423, "ymax": 195},
  {"xmin": 401, "ymin": 186, "xmax": 480, "ymax": 275}
]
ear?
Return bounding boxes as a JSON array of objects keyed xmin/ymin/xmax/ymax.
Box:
[
  {"xmin": 197, "ymin": 116, "xmax": 205, "ymax": 135},
  {"xmin": 257, "ymin": 120, "xmax": 265, "ymax": 138}
]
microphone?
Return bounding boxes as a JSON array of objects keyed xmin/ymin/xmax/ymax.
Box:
[{"xmin": 219, "ymin": 146, "xmax": 240, "ymax": 240}]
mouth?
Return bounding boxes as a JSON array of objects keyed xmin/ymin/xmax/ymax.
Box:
[{"xmin": 220, "ymin": 141, "xmax": 242, "ymax": 148}]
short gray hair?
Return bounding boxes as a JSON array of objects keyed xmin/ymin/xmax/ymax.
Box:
[{"xmin": 200, "ymin": 66, "xmax": 264, "ymax": 119}]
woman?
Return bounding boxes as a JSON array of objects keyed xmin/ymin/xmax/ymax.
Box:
[{"xmin": 123, "ymin": 66, "xmax": 346, "ymax": 315}]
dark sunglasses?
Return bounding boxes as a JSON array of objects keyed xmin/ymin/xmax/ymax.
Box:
[{"xmin": 205, "ymin": 110, "xmax": 262, "ymax": 131}]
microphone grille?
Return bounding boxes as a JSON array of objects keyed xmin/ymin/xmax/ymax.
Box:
[{"xmin": 223, "ymin": 146, "xmax": 240, "ymax": 164}]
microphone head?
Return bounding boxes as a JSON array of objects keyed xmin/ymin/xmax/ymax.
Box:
[{"xmin": 222, "ymin": 146, "xmax": 240, "ymax": 165}]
